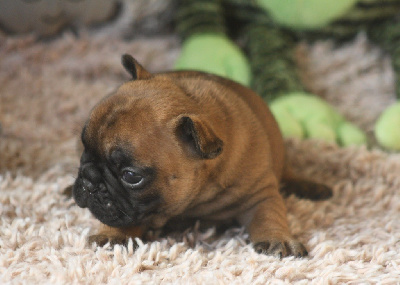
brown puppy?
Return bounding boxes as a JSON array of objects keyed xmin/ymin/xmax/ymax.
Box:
[{"xmin": 72, "ymin": 54, "xmax": 332, "ymax": 258}]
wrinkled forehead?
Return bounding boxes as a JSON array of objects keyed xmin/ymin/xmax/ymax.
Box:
[
  {"xmin": 82, "ymin": 78, "xmax": 191, "ymax": 158},
  {"xmin": 83, "ymin": 93, "xmax": 162, "ymax": 158}
]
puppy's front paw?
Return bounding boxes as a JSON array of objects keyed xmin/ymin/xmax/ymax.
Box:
[
  {"xmin": 88, "ymin": 234, "xmax": 128, "ymax": 247},
  {"xmin": 254, "ymin": 238, "xmax": 308, "ymax": 258}
]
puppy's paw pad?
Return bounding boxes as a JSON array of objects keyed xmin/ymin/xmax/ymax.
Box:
[
  {"xmin": 88, "ymin": 234, "xmax": 127, "ymax": 247},
  {"xmin": 254, "ymin": 239, "xmax": 308, "ymax": 258}
]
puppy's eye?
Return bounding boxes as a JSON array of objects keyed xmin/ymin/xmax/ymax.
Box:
[{"xmin": 122, "ymin": 170, "xmax": 143, "ymax": 185}]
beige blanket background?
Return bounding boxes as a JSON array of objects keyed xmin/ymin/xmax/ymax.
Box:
[{"xmin": 1, "ymin": 1, "xmax": 400, "ymax": 283}]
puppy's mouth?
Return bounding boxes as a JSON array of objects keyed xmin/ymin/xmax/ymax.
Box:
[
  {"xmin": 73, "ymin": 162, "xmax": 161, "ymax": 228},
  {"xmin": 73, "ymin": 176, "xmax": 134, "ymax": 227}
]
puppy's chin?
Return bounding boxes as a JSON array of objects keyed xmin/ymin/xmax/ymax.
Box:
[{"xmin": 88, "ymin": 201, "xmax": 136, "ymax": 228}]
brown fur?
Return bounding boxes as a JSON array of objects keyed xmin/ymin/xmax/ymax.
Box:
[{"xmin": 73, "ymin": 55, "xmax": 331, "ymax": 258}]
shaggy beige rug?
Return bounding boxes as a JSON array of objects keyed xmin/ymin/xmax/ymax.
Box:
[{"xmin": 1, "ymin": 5, "xmax": 400, "ymax": 283}]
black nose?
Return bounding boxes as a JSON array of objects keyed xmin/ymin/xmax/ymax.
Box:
[{"xmin": 82, "ymin": 178, "xmax": 96, "ymax": 194}]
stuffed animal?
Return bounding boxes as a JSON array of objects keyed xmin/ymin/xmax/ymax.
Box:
[{"xmin": 175, "ymin": 0, "xmax": 400, "ymax": 150}]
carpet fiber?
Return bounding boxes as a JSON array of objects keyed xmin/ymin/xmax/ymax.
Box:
[{"xmin": 1, "ymin": 8, "xmax": 400, "ymax": 284}]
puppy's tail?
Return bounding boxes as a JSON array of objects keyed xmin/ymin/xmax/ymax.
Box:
[
  {"xmin": 279, "ymin": 179, "xmax": 332, "ymax": 201},
  {"xmin": 280, "ymin": 163, "xmax": 332, "ymax": 201}
]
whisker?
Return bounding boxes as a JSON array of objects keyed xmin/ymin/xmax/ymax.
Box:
[{"xmin": 118, "ymin": 208, "xmax": 131, "ymax": 219}]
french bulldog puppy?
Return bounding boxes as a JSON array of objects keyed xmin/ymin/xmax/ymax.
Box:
[{"xmin": 72, "ymin": 54, "xmax": 332, "ymax": 258}]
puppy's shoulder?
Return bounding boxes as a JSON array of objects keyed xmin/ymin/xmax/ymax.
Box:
[{"xmin": 159, "ymin": 71, "xmax": 249, "ymax": 99}]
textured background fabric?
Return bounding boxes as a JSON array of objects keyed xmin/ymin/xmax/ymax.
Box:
[{"xmin": 1, "ymin": 1, "xmax": 399, "ymax": 283}]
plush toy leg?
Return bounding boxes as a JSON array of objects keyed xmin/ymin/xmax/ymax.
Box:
[
  {"xmin": 270, "ymin": 93, "xmax": 367, "ymax": 146},
  {"xmin": 174, "ymin": 0, "xmax": 251, "ymax": 85},
  {"xmin": 367, "ymin": 17, "xmax": 400, "ymax": 150},
  {"xmin": 174, "ymin": 33, "xmax": 251, "ymax": 86},
  {"xmin": 375, "ymin": 102, "xmax": 400, "ymax": 151}
]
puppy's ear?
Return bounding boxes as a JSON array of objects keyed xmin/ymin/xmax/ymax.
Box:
[
  {"xmin": 177, "ymin": 116, "xmax": 223, "ymax": 159},
  {"xmin": 121, "ymin": 54, "xmax": 153, "ymax": 80}
]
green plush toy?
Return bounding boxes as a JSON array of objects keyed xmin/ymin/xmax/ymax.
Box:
[{"xmin": 175, "ymin": 0, "xmax": 400, "ymax": 150}]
